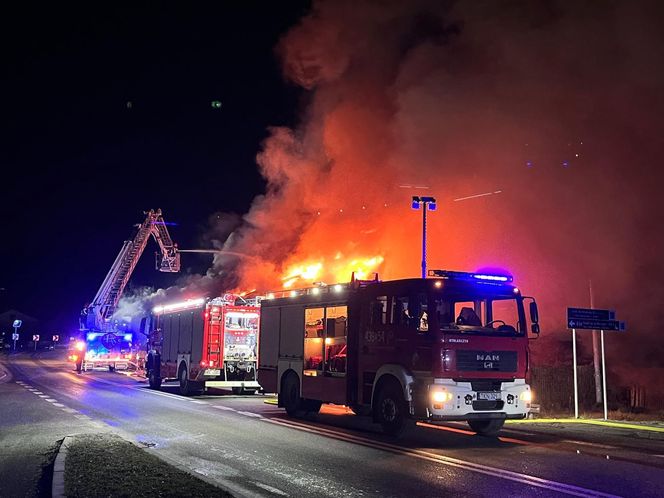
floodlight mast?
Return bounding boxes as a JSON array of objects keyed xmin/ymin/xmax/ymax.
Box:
[{"xmin": 411, "ymin": 196, "xmax": 437, "ymax": 278}]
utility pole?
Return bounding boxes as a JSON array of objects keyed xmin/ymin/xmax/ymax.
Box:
[{"xmin": 590, "ymin": 280, "xmax": 602, "ymax": 405}]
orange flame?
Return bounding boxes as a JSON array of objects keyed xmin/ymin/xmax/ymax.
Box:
[{"xmin": 280, "ymin": 255, "xmax": 384, "ymax": 288}]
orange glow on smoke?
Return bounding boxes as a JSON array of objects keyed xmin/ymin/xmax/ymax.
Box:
[{"xmin": 280, "ymin": 255, "xmax": 384, "ymax": 288}]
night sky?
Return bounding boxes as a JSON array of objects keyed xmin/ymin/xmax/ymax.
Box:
[
  {"xmin": 1, "ymin": 3, "xmax": 309, "ymax": 334},
  {"xmin": 2, "ymin": 1, "xmax": 663, "ymax": 381}
]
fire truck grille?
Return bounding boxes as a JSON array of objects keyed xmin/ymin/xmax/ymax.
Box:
[
  {"xmin": 472, "ymin": 400, "xmax": 505, "ymax": 411},
  {"xmin": 456, "ymin": 350, "xmax": 517, "ymax": 372}
]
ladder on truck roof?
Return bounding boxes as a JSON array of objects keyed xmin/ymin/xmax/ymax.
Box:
[{"xmin": 84, "ymin": 209, "xmax": 180, "ymax": 331}]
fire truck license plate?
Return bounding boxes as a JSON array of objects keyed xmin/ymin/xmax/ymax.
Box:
[
  {"xmin": 478, "ymin": 392, "xmax": 500, "ymax": 401},
  {"xmin": 204, "ymin": 369, "xmax": 221, "ymax": 376}
]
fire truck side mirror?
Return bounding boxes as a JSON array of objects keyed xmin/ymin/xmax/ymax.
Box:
[
  {"xmin": 529, "ymin": 301, "xmax": 539, "ymax": 324},
  {"xmin": 528, "ymin": 301, "xmax": 540, "ymax": 336}
]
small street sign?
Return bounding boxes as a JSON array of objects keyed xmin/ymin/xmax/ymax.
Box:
[
  {"xmin": 12, "ymin": 333, "xmax": 19, "ymax": 341},
  {"xmin": 52, "ymin": 335, "xmax": 60, "ymax": 342},
  {"xmin": 33, "ymin": 334, "xmax": 40, "ymax": 342},
  {"xmin": 13, "ymin": 319, "xmax": 22, "ymax": 328}
]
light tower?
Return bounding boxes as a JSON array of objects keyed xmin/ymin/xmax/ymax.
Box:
[{"xmin": 411, "ymin": 196, "xmax": 437, "ymax": 278}]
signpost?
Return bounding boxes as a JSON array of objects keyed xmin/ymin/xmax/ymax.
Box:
[
  {"xmin": 12, "ymin": 319, "xmax": 22, "ymax": 352},
  {"xmin": 33, "ymin": 334, "xmax": 40, "ymax": 352},
  {"xmin": 52, "ymin": 335, "xmax": 59, "ymax": 343},
  {"xmin": 567, "ymin": 307, "xmax": 626, "ymax": 421}
]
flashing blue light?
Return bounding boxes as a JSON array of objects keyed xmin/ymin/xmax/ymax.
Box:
[
  {"xmin": 123, "ymin": 333, "xmax": 132, "ymax": 341},
  {"xmin": 473, "ymin": 274, "xmax": 510, "ymax": 282},
  {"xmin": 87, "ymin": 332, "xmax": 102, "ymax": 341},
  {"xmin": 428, "ymin": 269, "xmax": 513, "ymax": 283}
]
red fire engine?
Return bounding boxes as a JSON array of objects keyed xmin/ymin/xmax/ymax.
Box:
[
  {"xmin": 258, "ymin": 270, "xmax": 540, "ymax": 436},
  {"xmin": 144, "ymin": 295, "xmax": 261, "ymax": 395}
]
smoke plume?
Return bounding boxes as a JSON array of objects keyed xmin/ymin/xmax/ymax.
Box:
[{"xmin": 208, "ymin": 0, "xmax": 664, "ymax": 369}]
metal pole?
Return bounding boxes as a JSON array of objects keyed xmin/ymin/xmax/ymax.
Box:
[
  {"xmin": 590, "ymin": 280, "xmax": 602, "ymax": 405},
  {"xmin": 13, "ymin": 326, "xmax": 17, "ymax": 351},
  {"xmin": 601, "ymin": 329, "xmax": 608, "ymax": 420},
  {"xmin": 421, "ymin": 204, "xmax": 427, "ymax": 279},
  {"xmin": 572, "ymin": 328, "xmax": 579, "ymax": 418}
]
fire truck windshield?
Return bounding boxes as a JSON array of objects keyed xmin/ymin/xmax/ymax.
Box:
[{"xmin": 435, "ymin": 296, "xmax": 525, "ymax": 336}]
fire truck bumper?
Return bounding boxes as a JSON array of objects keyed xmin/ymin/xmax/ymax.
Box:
[
  {"xmin": 422, "ymin": 379, "xmax": 531, "ymax": 421},
  {"xmin": 203, "ymin": 380, "xmax": 261, "ymax": 389}
]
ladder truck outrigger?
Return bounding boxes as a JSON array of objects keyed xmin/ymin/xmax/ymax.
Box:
[{"xmin": 75, "ymin": 209, "xmax": 180, "ymax": 372}]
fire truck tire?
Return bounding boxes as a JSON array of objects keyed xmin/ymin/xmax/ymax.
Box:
[
  {"xmin": 281, "ymin": 372, "xmax": 306, "ymax": 417},
  {"xmin": 149, "ymin": 370, "xmax": 162, "ymax": 390},
  {"xmin": 375, "ymin": 379, "xmax": 408, "ymax": 436},
  {"xmin": 467, "ymin": 419, "xmax": 505, "ymax": 436},
  {"xmin": 108, "ymin": 365, "xmax": 115, "ymax": 372},
  {"xmin": 179, "ymin": 363, "xmax": 203, "ymax": 396}
]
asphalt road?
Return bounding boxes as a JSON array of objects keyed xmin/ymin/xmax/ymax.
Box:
[{"xmin": 2, "ymin": 350, "xmax": 664, "ymax": 497}]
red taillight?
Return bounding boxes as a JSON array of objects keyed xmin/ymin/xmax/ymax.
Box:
[
  {"xmin": 200, "ymin": 360, "xmax": 207, "ymax": 368},
  {"xmin": 209, "ymin": 360, "xmax": 215, "ymax": 367}
]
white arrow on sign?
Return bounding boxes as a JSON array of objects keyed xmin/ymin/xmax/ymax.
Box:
[{"xmin": 32, "ymin": 335, "xmax": 40, "ymax": 342}]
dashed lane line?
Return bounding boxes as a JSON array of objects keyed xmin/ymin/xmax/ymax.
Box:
[
  {"xmin": 252, "ymin": 481, "xmax": 289, "ymax": 496},
  {"xmin": 212, "ymin": 405, "xmax": 237, "ymax": 411},
  {"xmin": 237, "ymin": 411, "xmax": 263, "ymax": 418},
  {"xmin": 263, "ymin": 418, "xmax": 621, "ymax": 498}
]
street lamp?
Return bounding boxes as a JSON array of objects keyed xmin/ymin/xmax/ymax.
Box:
[{"xmin": 411, "ymin": 196, "xmax": 437, "ymax": 278}]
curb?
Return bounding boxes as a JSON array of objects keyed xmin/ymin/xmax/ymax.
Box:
[
  {"xmin": 507, "ymin": 418, "xmax": 664, "ymax": 433},
  {"xmin": 264, "ymin": 398, "xmax": 278, "ymax": 405},
  {"xmin": 52, "ymin": 436, "xmax": 71, "ymax": 498}
]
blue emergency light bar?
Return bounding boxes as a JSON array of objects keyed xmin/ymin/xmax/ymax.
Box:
[{"xmin": 427, "ymin": 269, "xmax": 513, "ymax": 283}]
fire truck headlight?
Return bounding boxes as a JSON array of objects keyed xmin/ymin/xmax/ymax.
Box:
[
  {"xmin": 431, "ymin": 390, "xmax": 453, "ymax": 403},
  {"xmin": 75, "ymin": 341, "xmax": 85, "ymax": 351},
  {"xmin": 520, "ymin": 390, "xmax": 533, "ymax": 403}
]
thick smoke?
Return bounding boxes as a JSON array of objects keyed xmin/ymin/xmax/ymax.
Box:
[{"xmin": 216, "ymin": 0, "xmax": 664, "ymax": 371}]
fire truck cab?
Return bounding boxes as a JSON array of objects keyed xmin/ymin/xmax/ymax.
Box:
[
  {"xmin": 144, "ymin": 295, "xmax": 261, "ymax": 395},
  {"xmin": 258, "ymin": 270, "xmax": 540, "ymax": 436}
]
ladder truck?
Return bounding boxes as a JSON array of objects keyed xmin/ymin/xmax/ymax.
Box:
[{"xmin": 76, "ymin": 209, "xmax": 180, "ymax": 372}]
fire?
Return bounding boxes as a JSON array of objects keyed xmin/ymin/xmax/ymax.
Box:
[{"xmin": 280, "ymin": 255, "xmax": 384, "ymax": 288}]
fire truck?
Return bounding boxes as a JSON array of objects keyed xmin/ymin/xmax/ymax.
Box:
[
  {"xmin": 74, "ymin": 209, "xmax": 180, "ymax": 372},
  {"xmin": 143, "ymin": 295, "xmax": 261, "ymax": 395},
  {"xmin": 258, "ymin": 270, "xmax": 540, "ymax": 436}
]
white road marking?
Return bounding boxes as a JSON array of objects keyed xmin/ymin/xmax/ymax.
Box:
[
  {"xmin": 74, "ymin": 414, "xmax": 91, "ymax": 420},
  {"xmin": 190, "ymin": 400, "xmax": 208, "ymax": 405},
  {"xmin": 32, "ymin": 391, "xmax": 44, "ymax": 395},
  {"xmin": 563, "ymin": 440, "xmax": 617, "ymax": 449},
  {"xmin": 212, "ymin": 405, "xmax": 237, "ymax": 411},
  {"xmin": 252, "ymin": 481, "xmax": 289, "ymax": 496},
  {"xmin": 53, "ymin": 403, "xmax": 65, "ymax": 408},
  {"xmin": 38, "ymin": 394, "xmax": 49, "ymax": 398},
  {"xmin": 62, "ymin": 408, "xmax": 78, "ymax": 414},
  {"xmin": 237, "ymin": 411, "xmax": 263, "ymax": 418},
  {"xmin": 44, "ymin": 399, "xmax": 57, "ymax": 403},
  {"xmin": 264, "ymin": 418, "xmax": 620, "ymax": 498}
]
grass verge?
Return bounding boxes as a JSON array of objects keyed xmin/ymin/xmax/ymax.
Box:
[{"xmin": 64, "ymin": 434, "xmax": 232, "ymax": 497}]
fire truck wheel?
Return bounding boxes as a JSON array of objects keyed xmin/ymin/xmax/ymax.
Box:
[
  {"xmin": 281, "ymin": 372, "xmax": 306, "ymax": 417},
  {"xmin": 467, "ymin": 419, "xmax": 505, "ymax": 436},
  {"xmin": 148, "ymin": 370, "xmax": 162, "ymax": 390},
  {"xmin": 108, "ymin": 365, "xmax": 115, "ymax": 372},
  {"xmin": 179, "ymin": 363, "xmax": 202, "ymax": 396},
  {"xmin": 375, "ymin": 380, "xmax": 407, "ymax": 436}
]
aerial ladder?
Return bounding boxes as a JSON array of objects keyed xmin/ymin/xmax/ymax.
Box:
[{"xmin": 82, "ymin": 209, "xmax": 180, "ymax": 332}]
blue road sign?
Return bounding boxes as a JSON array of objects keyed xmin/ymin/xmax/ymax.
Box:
[
  {"xmin": 567, "ymin": 308, "xmax": 615, "ymax": 321},
  {"xmin": 567, "ymin": 318, "xmax": 626, "ymax": 331}
]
